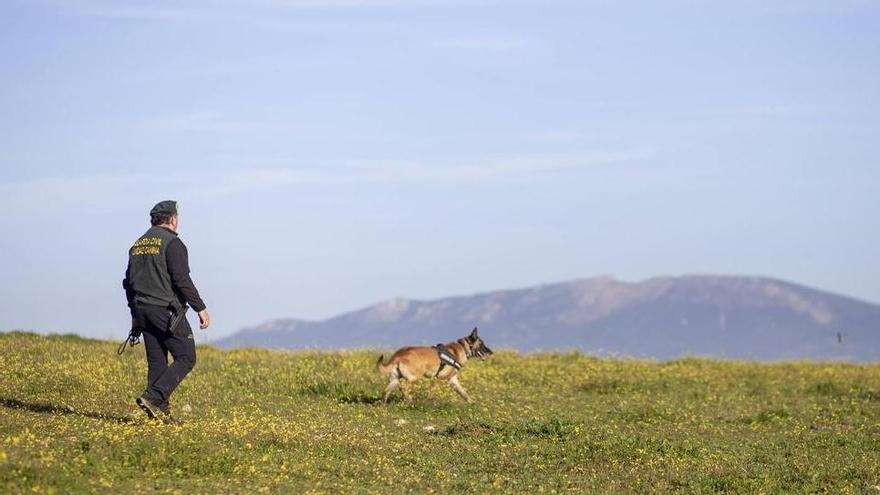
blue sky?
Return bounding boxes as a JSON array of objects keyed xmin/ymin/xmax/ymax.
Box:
[{"xmin": 1, "ymin": 0, "xmax": 878, "ymax": 340}]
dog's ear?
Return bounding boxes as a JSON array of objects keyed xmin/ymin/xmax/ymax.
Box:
[{"xmin": 470, "ymin": 327, "xmax": 479, "ymax": 339}]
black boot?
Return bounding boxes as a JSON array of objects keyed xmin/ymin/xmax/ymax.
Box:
[
  {"xmin": 135, "ymin": 396, "xmax": 163, "ymax": 421},
  {"xmin": 162, "ymin": 410, "xmax": 184, "ymax": 425}
]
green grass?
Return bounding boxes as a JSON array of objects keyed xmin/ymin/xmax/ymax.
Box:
[{"xmin": 1, "ymin": 331, "xmax": 879, "ymax": 493}]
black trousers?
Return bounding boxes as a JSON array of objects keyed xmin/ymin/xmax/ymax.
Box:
[{"xmin": 134, "ymin": 303, "xmax": 196, "ymax": 412}]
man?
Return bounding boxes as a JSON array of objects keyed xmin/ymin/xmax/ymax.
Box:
[{"xmin": 123, "ymin": 200, "xmax": 210, "ymax": 424}]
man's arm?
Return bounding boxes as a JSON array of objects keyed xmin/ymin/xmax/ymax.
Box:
[
  {"xmin": 165, "ymin": 238, "xmax": 206, "ymax": 312},
  {"xmin": 123, "ymin": 262, "xmax": 136, "ymax": 317}
]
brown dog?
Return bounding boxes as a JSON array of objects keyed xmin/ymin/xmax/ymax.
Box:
[{"xmin": 376, "ymin": 327, "xmax": 493, "ymax": 404}]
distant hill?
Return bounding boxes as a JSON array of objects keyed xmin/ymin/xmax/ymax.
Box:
[{"xmin": 214, "ymin": 275, "xmax": 880, "ymax": 361}]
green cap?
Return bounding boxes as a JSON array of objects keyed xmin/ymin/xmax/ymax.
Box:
[{"xmin": 150, "ymin": 200, "xmax": 178, "ymax": 216}]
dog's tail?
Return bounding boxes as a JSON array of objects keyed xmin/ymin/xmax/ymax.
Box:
[{"xmin": 376, "ymin": 354, "xmax": 394, "ymax": 374}]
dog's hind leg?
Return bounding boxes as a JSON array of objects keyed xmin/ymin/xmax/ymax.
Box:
[
  {"xmin": 448, "ymin": 375, "xmax": 473, "ymax": 403},
  {"xmin": 382, "ymin": 377, "xmax": 401, "ymax": 405}
]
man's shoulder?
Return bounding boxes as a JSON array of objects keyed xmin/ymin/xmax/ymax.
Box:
[{"xmin": 165, "ymin": 236, "xmax": 187, "ymax": 254}]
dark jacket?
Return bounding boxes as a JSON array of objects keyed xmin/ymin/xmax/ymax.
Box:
[{"xmin": 123, "ymin": 226, "xmax": 206, "ymax": 315}]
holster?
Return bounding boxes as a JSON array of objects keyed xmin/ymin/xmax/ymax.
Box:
[{"xmin": 166, "ymin": 300, "xmax": 189, "ymax": 334}]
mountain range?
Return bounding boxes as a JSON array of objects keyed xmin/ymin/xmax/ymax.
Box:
[{"xmin": 214, "ymin": 275, "xmax": 880, "ymax": 361}]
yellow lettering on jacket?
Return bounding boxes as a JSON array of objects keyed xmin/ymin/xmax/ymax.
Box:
[{"xmin": 130, "ymin": 237, "xmax": 162, "ymax": 256}]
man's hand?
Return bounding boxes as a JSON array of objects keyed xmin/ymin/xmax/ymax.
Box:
[
  {"xmin": 198, "ymin": 309, "xmax": 211, "ymax": 330},
  {"xmin": 131, "ymin": 316, "xmax": 144, "ymax": 332}
]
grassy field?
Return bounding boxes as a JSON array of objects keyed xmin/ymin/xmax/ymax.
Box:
[{"xmin": 1, "ymin": 331, "xmax": 879, "ymax": 494}]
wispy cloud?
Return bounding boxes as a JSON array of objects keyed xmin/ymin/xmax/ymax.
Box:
[
  {"xmin": 711, "ymin": 104, "xmax": 844, "ymax": 118},
  {"xmin": 51, "ymin": 2, "xmax": 403, "ymax": 31},
  {"xmin": 51, "ymin": 0, "xmax": 526, "ymax": 24},
  {"xmin": 144, "ymin": 112, "xmax": 277, "ymax": 134},
  {"xmin": 0, "ymin": 148, "xmax": 654, "ymax": 211},
  {"xmin": 49, "ymin": 1, "xmax": 539, "ymax": 56},
  {"xmin": 431, "ymin": 34, "xmax": 532, "ymax": 52},
  {"xmin": 93, "ymin": 9, "xmax": 388, "ymax": 31},
  {"xmin": 523, "ymin": 130, "xmax": 587, "ymax": 143}
]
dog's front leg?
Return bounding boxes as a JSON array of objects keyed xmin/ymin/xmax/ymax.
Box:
[
  {"xmin": 400, "ymin": 380, "xmax": 413, "ymax": 401},
  {"xmin": 448, "ymin": 375, "xmax": 473, "ymax": 403},
  {"xmin": 428, "ymin": 377, "xmax": 444, "ymax": 399}
]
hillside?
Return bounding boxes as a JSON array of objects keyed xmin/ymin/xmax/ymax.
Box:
[
  {"xmin": 216, "ymin": 275, "xmax": 880, "ymax": 360},
  {"xmin": 2, "ymin": 332, "xmax": 880, "ymax": 493}
]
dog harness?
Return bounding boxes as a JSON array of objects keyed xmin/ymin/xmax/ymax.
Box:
[{"xmin": 433, "ymin": 344, "xmax": 463, "ymax": 377}]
